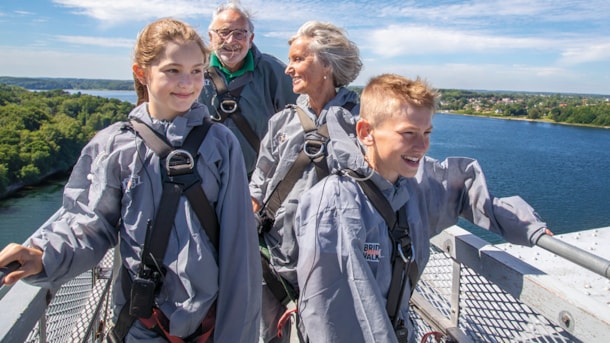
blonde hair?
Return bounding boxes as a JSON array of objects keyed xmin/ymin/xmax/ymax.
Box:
[
  {"xmin": 360, "ymin": 73, "xmax": 440, "ymax": 127},
  {"xmin": 133, "ymin": 18, "xmax": 209, "ymax": 105},
  {"xmin": 288, "ymin": 21, "xmax": 362, "ymax": 87}
]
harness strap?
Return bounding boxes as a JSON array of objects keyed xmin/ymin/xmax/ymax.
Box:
[
  {"xmin": 107, "ymin": 267, "xmax": 137, "ymax": 342},
  {"xmin": 386, "ymin": 209, "xmax": 418, "ymax": 327},
  {"xmin": 130, "ymin": 119, "xmax": 173, "ymax": 156},
  {"xmin": 109, "ymin": 119, "xmax": 218, "ymax": 342},
  {"xmin": 185, "ymin": 185, "xmax": 219, "ymax": 248},
  {"xmin": 130, "ymin": 119, "xmax": 218, "ymax": 249},
  {"xmin": 259, "ymin": 103, "xmax": 356, "ymax": 308},
  {"xmin": 206, "ymin": 67, "xmax": 260, "ymax": 153},
  {"xmin": 263, "ymin": 106, "xmax": 329, "ymax": 220},
  {"xmin": 264, "ymin": 151, "xmax": 311, "ymax": 220},
  {"xmin": 143, "ymin": 182, "xmax": 182, "ymax": 268},
  {"xmin": 139, "ymin": 303, "xmax": 216, "ymax": 343},
  {"xmin": 260, "ymin": 249, "xmax": 294, "ymax": 306},
  {"xmin": 348, "ymin": 170, "xmax": 419, "ymax": 330},
  {"xmin": 277, "ymin": 305, "xmax": 297, "ymax": 338}
]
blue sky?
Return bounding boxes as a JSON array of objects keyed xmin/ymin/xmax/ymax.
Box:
[{"xmin": 1, "ymin": 0, "xmax": 609, "ymax": 95}]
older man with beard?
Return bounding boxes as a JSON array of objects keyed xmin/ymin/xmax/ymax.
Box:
[{"xmin": 200, "ymin": 2, "xmax": 297, "ymax": 178}]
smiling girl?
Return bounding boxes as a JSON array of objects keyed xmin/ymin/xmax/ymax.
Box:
[{"xmin": 0, "ymin": 18, "xmax": 260, "ymax": 343}]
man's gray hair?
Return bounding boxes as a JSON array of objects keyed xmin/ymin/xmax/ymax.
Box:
[{"xmin": 209, "ymin": 1, "xmax": 254, "ymax": 32}]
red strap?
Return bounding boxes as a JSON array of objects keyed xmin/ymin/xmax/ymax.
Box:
[
  {"xmin": 140, "ymin": 308, "xmax": 185, "ymax": 343},
  {"xmin": 139, "ymin": 304, "xmax": 216, "ymax": 343},
  {"xmin": 277, "ymin": 306, "xmax": 297, "ymax": 338},
  {"xmin": 421, "ymin": 331, "xmax": 444, "ymax": 343},
  {"xmin": 196, "ymin": 302, "xmax": 216, "ymax": 343}
]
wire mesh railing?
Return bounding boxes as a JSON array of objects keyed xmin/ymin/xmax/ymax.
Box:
[{"xmin": 2, "ymin": 225, "xmax": 608, "ymax": 342}]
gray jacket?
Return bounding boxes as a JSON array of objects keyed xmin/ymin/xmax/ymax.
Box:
[
  {"xmin": 295, "ymin": 112, "xmax": 547, "ymax": 342},
  {"xmin": 249, "ymin": 88, "xmax": 360, "ymax": 288},
  {"xmin": 25, "ymin": 103, "xmax": 261, "ymax": 342},
  {"xmin": 200, "ymin": 44, "xmax": 298, "ymax": 175}
]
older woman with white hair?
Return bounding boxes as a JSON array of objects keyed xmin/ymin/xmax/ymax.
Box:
[{"xmin": 249, "ymin": 20, "xmax": 363, "ymax": 343}]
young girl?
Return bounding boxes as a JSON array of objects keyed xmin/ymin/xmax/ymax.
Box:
[
  {"xmin": 294, "ymin": 74, "xmax": 550, "ymax": 342},
  {"xmin": 0, "ymin": 18, "xmax": 260, "ymax": 342}
]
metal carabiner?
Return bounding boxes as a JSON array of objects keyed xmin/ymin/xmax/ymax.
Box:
[
  {"xmin": 396, "ymin": 243, "xmax": 410, "ymax": 264},
  {"xmin": 210, "ymin": 110, "xmax": 223, "ymax": 122}
]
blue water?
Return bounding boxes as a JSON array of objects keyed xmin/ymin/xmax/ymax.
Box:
[
  {"xmin": 1, "ymin": 93, "xmax": 609, "ymax": 246},
  {"xmin": 0, "ymin": 177, "xmax": 65, "ymax": 247},
  {"xmin": 428, "ymin": 114, "xmax": 610, "ymax": 242},
  {"xmin": 65, "ymin": 89, "xmax": 137, "ymax": 104}
]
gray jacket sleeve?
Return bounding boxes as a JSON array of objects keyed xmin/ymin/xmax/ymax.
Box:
[
  {"xmin": 415, "ymin": 156, "xmax": 547, "ymax": 246},
  {"xmin": 26, "ymin": 123, "xmax": 124, "ymax": 288},
  {"xmin": 248, "ymin": 114, "xmax": 277, "ymax": 205},
  {"xmin": 209, "ymin": 124, "xmax": 262, "ymax": 342}
]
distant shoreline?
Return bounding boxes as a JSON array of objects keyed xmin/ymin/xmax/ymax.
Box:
[{"xmin": 439, "ymin": 111, "xmax": 610, "ymax": 130}]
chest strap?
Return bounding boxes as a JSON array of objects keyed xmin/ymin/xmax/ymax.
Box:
[
  {"xmin": 262, "ymin": 105, "xmax": 331, "ymax": 221},
  {"xmin": 206, "ymin": 67, "xmax": 260, "ymax": 153}
]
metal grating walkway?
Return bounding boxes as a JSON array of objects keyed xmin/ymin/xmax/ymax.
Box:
[{"xmin": 3, "ymin": 226, "xmax": 607, "ymax": 342}]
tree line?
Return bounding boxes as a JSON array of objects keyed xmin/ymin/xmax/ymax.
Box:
[
  {"xmin": 439, "ymin": 89, "xmax": 610, "ymax": 127},
  {"xmin": 0, "ymin": 84, "xmax": 133, "ymax": 198},
  {"xmin": 0, "ymin": 76, "xmax": 134, "ymax": 91},
  {"xmin": 3, "ymin": 77, "xmax": 609, "ymax": 127},
  {"xmin": 1, "ymin": 79, "xmax": 608, "ymax": 198}
]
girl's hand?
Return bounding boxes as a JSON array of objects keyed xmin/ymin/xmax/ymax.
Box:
[{"xmin": 0, "ymin": 243, "xmax": 44, "ymax": 286}]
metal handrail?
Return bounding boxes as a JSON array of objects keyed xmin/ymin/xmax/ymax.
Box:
[{"xmin": 536, "ymin": 234, "xmax": 610, "ymax": 279}]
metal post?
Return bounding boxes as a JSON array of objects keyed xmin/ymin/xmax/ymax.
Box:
[{"xmin": 449, "ymin": 260, "xmax": 461, "ymax": 326}]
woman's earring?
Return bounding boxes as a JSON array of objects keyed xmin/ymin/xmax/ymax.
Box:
[{"xmin": 323, "ymin": 75, "xmax": 327, "ymax": 80}]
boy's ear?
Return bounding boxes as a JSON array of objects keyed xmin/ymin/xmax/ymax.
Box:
[
  {"xmin": 132, "ymin": 64, "xmax": 147, "ymax": 84},
  {"xmin": 356, "ymin": 120, "xmax": 374, "ymax": 146}
]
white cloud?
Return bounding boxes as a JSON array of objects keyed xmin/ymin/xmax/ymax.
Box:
[
  {"xmin": 13, "ymin": 10, "xmax": 36, "ymax": 16},
  {"xmin": 354, "ymin": 61, "xmax": 606, "ymax": 94},
  {"xmin": 363, "ymin": 25, "xmax": 552, "ymax": 57},
  {"xmin": 50, "ymin": 0, "xmax": 341, "ymax": 26},
  {"xmin": 388, "ymin": 0, "xmax": 610, "ymax": 25},
  {"xmin": 52, "ymin": 0, "xmax": 214, "ymax": 24},
  {"xmin": 559, "ymin": 42, "xmax": 610, "ymax": 65},
  {"xmin": 55, "ymin": 35, "xmax": 134, "ymax": 48}
]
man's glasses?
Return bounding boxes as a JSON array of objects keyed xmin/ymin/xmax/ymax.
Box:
[{"xmin": 211, "ymin": 29, "xmax": 249, "ymax": 41}]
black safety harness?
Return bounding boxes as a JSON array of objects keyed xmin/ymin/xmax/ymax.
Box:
[
  {"xmin": 258, "ymin": 103, "xmax": 356, "ymax": 307},
  {"xmin": 348, "ymin": 170, "xmax": 420, "ymax": 342},
  {"xmin": 108, "ymin": 118, "xmax": 219, "ymax": 343},
  {"xmin": 205, "ymin": 67, "xmax": 260, "ymax": 153}
]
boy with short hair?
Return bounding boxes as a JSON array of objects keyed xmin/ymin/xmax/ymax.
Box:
[{"xmin": 294, "ymin": 73, "xmax": 550, "ymax": 342}]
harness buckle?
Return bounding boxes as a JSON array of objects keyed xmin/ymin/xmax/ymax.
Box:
[
  {"xmin": 303, "ymin": 140, "xmax": 326, "ymax": 159},
  {"xmin": 219, "ymin": 99, "xmax": 238, "ymax": 114},
  {"xmin": 165, "ymin": 149, "xmax": 195, "ymax": 176}
]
